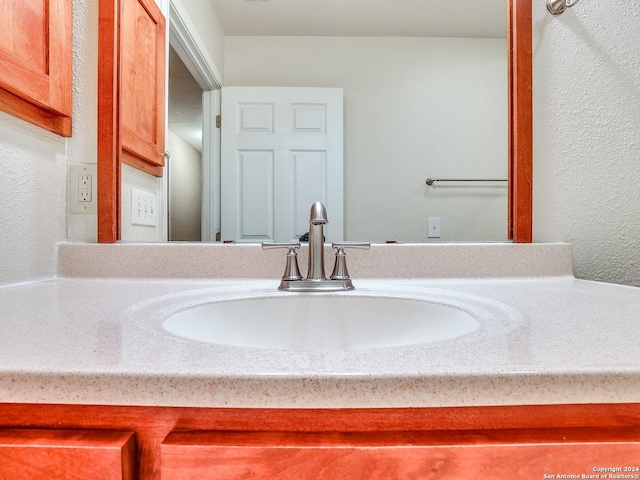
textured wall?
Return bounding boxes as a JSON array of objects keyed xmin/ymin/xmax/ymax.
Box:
[
  {"xmin": 225, "ymin": 36, "xmax": 508, "ymax": 242},
  {"xmin": 533, "ymin": 0, "xmax": 640, "ymax": 286},
  {"xmin": 0, "ymin": 115, "xmax": 67, "ymax": 285}
]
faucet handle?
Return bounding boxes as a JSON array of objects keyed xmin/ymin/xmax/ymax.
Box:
[
  {"xmin": 330, "ymin": 242, "xmax": 370, "ymax": 280},
  {"xmin": 332, "ymin": 242, "xmax": 371, "ymax": 250},
  {"xmin": 262, "ymin": 242, "xmax": 301, "ymax": 250},
  {"xmin": 262, "ymin": 242, "xmax": 303, "ymax": 281}
]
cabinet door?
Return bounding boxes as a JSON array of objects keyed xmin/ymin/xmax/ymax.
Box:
[
  {"xmin": 0, "ymin": 429, "xmax": 135, "ymax": 480},
  {"xmin": 119, "ymin": 0, "xmax": 166, "ymax": 176},
  {"xmin": 98, "ymin": 0, "xmax": 166, "ymax": 242},
  {"xmin": 161, "ymin": 429, "xmax": 640, "ymax": 480},
  {"xmin": 0, "ymin": 0, "xmax": 72, "ymax": 136}
]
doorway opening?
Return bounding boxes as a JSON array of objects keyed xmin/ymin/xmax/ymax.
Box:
[{"xmin": 167, "ymin": 44, "xmax": 204, "ymax": 241}]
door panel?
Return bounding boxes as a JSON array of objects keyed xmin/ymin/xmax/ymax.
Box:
[
  {"xmin": 293, "ymin": 150, "xmax": 328, "ymax": 237},
  {"xmin": 221, "ymin": 87, "xmax": 343, "ymax": 243},
  {"xmin": 239, "ymin": 150, "xmax": 274, "ymax": 240}
]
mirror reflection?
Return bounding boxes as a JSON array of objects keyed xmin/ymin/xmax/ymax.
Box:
[{"xmin": 165, "ymin": 0, "xmax": 508, "ymax": 244}]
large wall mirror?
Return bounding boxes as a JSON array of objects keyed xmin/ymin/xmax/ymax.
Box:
[{"xmin": 100, "ymin": 0, "xmax": 531, "ymax": 244}]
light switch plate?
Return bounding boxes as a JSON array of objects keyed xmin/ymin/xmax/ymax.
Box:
[
  {"xmin": 131, "ymin": 189, "xmax": 157, "ymax": 226},
  {"xmin": 69, "ymin": 164, "xmax": 97, "ymax": 214},
  {"xmin": 428, "ymin": 217, "xmax": 441, "ymax": 238}
]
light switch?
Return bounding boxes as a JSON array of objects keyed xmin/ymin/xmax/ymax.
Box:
[
  {"xmin": 131, "ymin": 189, "xmax": 157, "ymax": 226},
  {"xmin": 428, "ymin": 217, "xmax": 441, "ymax": 238}
]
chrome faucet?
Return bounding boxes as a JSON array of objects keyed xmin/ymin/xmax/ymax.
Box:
[
  {"xmin": 262, "ymin": 202, "xmax": 369, "ymax": 291},
  {"xmin": 307, "ymin": 201, "xmax": 328, "ymax": 281}
]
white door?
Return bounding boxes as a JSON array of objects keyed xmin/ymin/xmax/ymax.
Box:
[{"xmin": 220, "ymin": 87, "xmax": 344, "ymax": 243}]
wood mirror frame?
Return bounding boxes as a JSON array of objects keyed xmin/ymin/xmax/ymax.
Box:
[
  {"xmin": 97, "ymin": 0, "xmax": 532, "ymax": 243},
  {"xmin": 508, "ymin": 0, "xmax": 533, "ymax": 243}
]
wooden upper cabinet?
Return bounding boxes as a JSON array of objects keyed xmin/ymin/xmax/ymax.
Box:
[
  {"xmin": 119, "ymin": 0, "xmax": 166, "ymax": 176},
  {"xmin": 0, "ymin": 0, "xmax": 73, "ymax": 136}
]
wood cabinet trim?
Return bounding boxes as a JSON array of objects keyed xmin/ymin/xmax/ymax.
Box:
[
  {"xmin": 98, "ymin": 0, "xmax": 121, "ymax": 243},
  {"xmin": 508, "ymin": 0, "xmax": 533, "ymax": 242},
  {"xmin": 162, "ymin": 426, "xmax": 640, "ymax": 447}
]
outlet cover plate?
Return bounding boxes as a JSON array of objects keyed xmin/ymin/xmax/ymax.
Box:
[{"xmin": 69, "ymin": 164, "xmax": 97, "ymax": 214}]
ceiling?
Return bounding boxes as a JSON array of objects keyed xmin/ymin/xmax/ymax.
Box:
[{"xmin": 208, "ymin": 0, "xmax": 507, "ymax": 38}]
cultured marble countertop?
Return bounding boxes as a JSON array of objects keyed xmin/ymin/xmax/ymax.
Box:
[{"xmin": 1, "ymin": 242, "xmax": 639, "ymax": 408}]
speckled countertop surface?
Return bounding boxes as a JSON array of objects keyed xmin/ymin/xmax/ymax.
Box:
[{"xmin": 1, "ymin": 243, "xmax": 639, "ymax": 408}]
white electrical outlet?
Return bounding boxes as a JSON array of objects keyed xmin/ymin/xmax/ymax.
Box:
[
  {"xmin": 69, "ymin": 165, "xmax": 97, "ymax": 214},
  {"xmin": 428, "ymin": 217, "xmax": 441, "ymax": 238},
  {"xmin": 131, "ymin": 189, "xmax": 157, "ymax": 226}
]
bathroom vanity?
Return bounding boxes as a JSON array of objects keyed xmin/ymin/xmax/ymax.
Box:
[{"xmin": 1, "ymin": 243, "xmax": 640, "ymax": 479}]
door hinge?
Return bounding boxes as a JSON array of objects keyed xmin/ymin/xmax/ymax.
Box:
[
  {"xmin": 215, "ymin": 231, "xmax": 221, "ymax": 242},
  {"xmin": 216, "ymin": 115, "xmax": 221, "ymax": 129}
]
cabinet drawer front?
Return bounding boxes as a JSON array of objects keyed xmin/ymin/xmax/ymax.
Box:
[
  {"xmin": 0, "ymin": 429, "xmax": 135, "ymax": 480},
  {"xmin": 161, "ymin": 429, "xmax": 640, "ymax": 480}
]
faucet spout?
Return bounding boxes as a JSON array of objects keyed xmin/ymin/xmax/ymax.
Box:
[
  {"xmin": 309, "ymin": 201, "xmax": 328, "ymax": 225},
  {"xmin": 307, "ymin": 202, "xmax": 328, "ymax": 280}
]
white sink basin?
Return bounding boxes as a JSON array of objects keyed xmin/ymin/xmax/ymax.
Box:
[{"xmin": 163, "ymin": 295, "xmax": 479, "ymax": 351}]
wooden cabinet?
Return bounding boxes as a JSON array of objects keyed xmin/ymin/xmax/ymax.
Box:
[
  {"xmin": 0, "ymin": 429, "xmax": 135, "ymax": 479},
  {"xmin": 1, "ymin": 403, "xmax": 640, "ymax": 480},
  {"xmin": 161, "ymin": 428, "xmax": 640, "ymax": 479},
  {"xmin": 0, "ymin": 0, "xmax": 73, "ymax": 136}
]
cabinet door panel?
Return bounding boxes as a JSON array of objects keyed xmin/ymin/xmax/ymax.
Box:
[
  {"xmin": 0, "ymin": 0, "xmax": 72, "ymax": 135},
  {"xmin": 0, "ymin": 429, "xmax": 135, "ymax": 480},
  {"xmin": 162, "ymin": 429, "xmax": 640, "ymax": 480},
  {"xmin": 119, "ymin": 0, "xmax": 166, "ymax": 174}
]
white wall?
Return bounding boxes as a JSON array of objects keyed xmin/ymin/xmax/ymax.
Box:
[
  {"xmin": 225, "ymin": 36, "xmax": 507, "ymax": 242},
  {"xmin": 168, "ymin": 130, "xmax": 202, "ymax": 241},
  {"xmin": 0, "ymin": 115, "xmax": 67, "ymax": 285},
  {"xmin": 533, "ymin": 1, "xmax": 640, "ymax": 286},
  {"xmin": 181, "ymin": 0, "xmax": 226, "ymax": 81}
]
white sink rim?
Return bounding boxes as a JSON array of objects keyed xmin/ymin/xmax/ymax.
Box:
[{"xmin": 162, "ymin": 294, "xmax": 479, "ymax": 352}]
